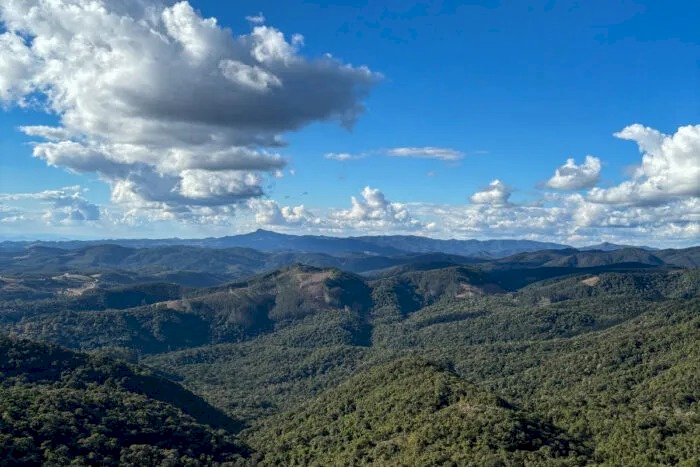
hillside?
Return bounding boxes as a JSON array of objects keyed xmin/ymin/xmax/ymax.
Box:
[
  {"xmin": 3, "ymin": 265, "xmax": 374, "ymax": 354},
  {"xmin": 248, "ymin": 358, "xmax": 588, "ymax": 465},
  {"xmin": 0, "ymin": 335, "xmax": 249, "ymax": 465}
]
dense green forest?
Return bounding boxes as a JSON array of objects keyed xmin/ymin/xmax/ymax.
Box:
[{"xmin": 0, "ymin": 245, "xmax": 698, "ymax": 465}]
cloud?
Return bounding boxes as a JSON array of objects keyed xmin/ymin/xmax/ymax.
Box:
[
  {"xmin": 0, "ymin": 0, "xmax": 379, "ymax": 219},
  {"xmin": 408, "ymin": 192, "xmax": 699, "ymax": 247},
  {"xmin": 413, "ymin": 203, "xmax": 569, "ymax": 241},
  {"xmin": 330, "ymin": 186, "xmax": 422, "ymax": 230},
  {"xmin": 469, "ymin": 179, "xmax": 511, "ymax": 205},
  {"xmin": 588, "ymin": 124, "xmax": 700, "ymax": 205},
  {"xmin": 245, "ymin": 13, "xmax": 266, "ymax": 25},
  {"xmin": 324, "ymin": 152, "xmax": 363, "ymax": 161},
  {"xmin": 0, "ymin": 186, "xmax": 100, "ymax": 224},
  {"xmin": 546, "ymin": 155, "xmax": 601, "ymax": 190},
  {"xmin": 248, "ymin": 198, "xmax": 317, "ymax": 226},
  {"xmin": 386, "ymin": 147, "xmax": 464, "ymax": 161}
]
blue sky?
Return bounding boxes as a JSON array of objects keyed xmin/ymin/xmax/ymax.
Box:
[{"xmin": 0, "ymin": 0, "xmax": 698, "ymax": 245}]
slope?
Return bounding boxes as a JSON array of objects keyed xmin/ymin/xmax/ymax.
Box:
[{"xmin": 0, "ymin": 335, "xmax": 249, "ymax": 466}]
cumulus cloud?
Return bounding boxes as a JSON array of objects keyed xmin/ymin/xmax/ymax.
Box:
[
  {"xmin": 386, "ymin": 147, "xmax": 464, "ymax": 161},
  {"xmin": 413, "ymin": 203, "xmax": 569, "ymax": 240},
  {"xmin": 469, "ymin": 179, "xmax": 511, "ymax": 205},
  {"xmin": 588, "ymin": 124, "xmax": 700, "ymax": 205},
  {"xmin": 546, "ymin": 155, "xmax": 601, "ymax": 190},
  {"xmin": 0, "ymin": 186, "xmax": 100, "ymax": 224},
  {"xmin": 407, "ymin": 193, "xmax": 699, "ymax": 247},
  {"xmin": 249, "ymin": 198, "xmax": 317, "ymax": 226},
  {"xmin": 331, "ymin": 186, "xmax": 421, "ymax": 230},
  {"xmin": 0, "ymin": 0, "xmax": 378, "ymax": 219}
]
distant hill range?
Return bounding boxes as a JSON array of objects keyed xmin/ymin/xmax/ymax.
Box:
[
  {"xmin": 0, "ymin": 229, "xmax": 654, "ymax": 258},
  {"xmin": 0, "ymin": 231, "xmax": 696, "ymax": 290},
  {"xmin": 579, "ymin": 241, "xmax": 658, "ymax": 252}
]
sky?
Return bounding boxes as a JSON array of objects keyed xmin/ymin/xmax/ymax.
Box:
[{"xmin": 0, "ymin": 0, "xmax": 698, "ymax": 246}]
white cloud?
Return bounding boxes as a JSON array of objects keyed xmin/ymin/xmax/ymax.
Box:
[
  {"xmin": 469, "ymin": 179, "xmax": 511, "ymax": 205},
  {"xmin": 413, "ymin": 203, "xmax": 569, "ymax": 241},
  {"xmin": 245, "ymin": 13, "xmax": 266, "ymax": 25},
  {"xmin": 588, "ymin": 124, "xmax": 700, "ymax": 205},
  {"xmin": 387, "ymin": 147, "xmax": 464, "ymax": 161},
  {"xmin": 546, "ymin": 155, "xmax": 601, "ymax": 190},
  {"xmin": 330, "ymin": 186, "xmax": 421, "ymax": 230},
  {"xmin": 249, "ymin": 198, "xmax": 317, "ymax": 226},
  {"xmin": 0, "ymin": 186, "xmax": 100, "ymax": 224},
  {"xmin": 324, "ymin": 152, "xmax": 363, "ymax": 161},
  {"xmin": 0, "ymin": 0, "xmax": 378, "ymax": 219},
  {"xmin": 407, "ymin": 193, "xmax": 699, "ymax": 247}
]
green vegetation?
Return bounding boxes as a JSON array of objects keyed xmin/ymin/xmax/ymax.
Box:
[
  {"xmin": 0, "ymin": 336, "xmax": 249, "ymax": 465},
  {"xmin": 1, "ymin": 245, "xmax": 698, "ymax": 465},
  {"xmin": 248, "ymin": 358, "xmax": 589, "ymax": 465}
]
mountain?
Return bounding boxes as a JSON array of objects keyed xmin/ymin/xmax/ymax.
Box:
[
  {"xmin": 580, "ymin": 241, "xmax": 657, "ymax": 251},
  {"xmin": 3, "ymin": 265, "xmax": 375, "ymax": 354},
  {"xmin": 489, "ymin": 247, "xmax": 666, "ymax": 269},
  {"xmin": 654, "ymin": 246, "xmax": 700, "ymax": 268},
  {"xmin": 356, "ymin": 234, "xmax": 570, "ymax": 257},
  {"xmin": 0, "ymin": 229, "xmax": 570, "ymax": 259},
  {"xmin": 0, "ymin": 243, "xmax": 477, "ymax": 287},
  {"xmin": 0, "ymin": 335, "xmax": 249, "ymax": 465}
]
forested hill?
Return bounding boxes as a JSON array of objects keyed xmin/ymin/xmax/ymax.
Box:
[{"xmin": 0, "ymin": 335, "xmax": 250, "ymax": 465}]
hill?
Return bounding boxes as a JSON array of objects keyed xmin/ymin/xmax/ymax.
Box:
[
  {"xmin": 3, "ymin": 265, "xmax": 374, "ymax": 354},
  {"xmin": 248, "ymin": 358, "xmax": 588, "ymax": 465},
  {"xmin": 0, "ymin": 335, "xmax": 249, "ymax": 465}
]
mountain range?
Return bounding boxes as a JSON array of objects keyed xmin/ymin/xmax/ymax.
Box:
[
  {"xmin": 0, "ymin": 228, "xmax": 632, "ymax": 258},
  {"xmin": 0, "ymin": 232, "xmax": 698, "ymax": 465}
]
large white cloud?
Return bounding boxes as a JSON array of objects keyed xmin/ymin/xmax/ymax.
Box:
[
  {"xmin": 469, "ymin": 179, "xmax": 511, "ymax": 205},
  {"xmin": 0, "ymin": 0, "xmax": 378, "ymax": 218},
  {"xmin": 546, "ymin": 155, "xmax": 601, "ymax": 190},
  {"xmin": 588, "ymin": 124, "xmax": 700, "ymax": 205}
]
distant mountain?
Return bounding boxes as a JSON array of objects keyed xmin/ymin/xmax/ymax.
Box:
[
  {"xmin": 0, "ymin": 243, "xmax": 478, "ymax": 287},
  {"xmin": 654, "ymin": 246, "xmax": 700, "ymax": 268},
  {"xmin": 580, "ymin": 241, "xmax": 657, "ymax": 251},
  {"xmin": 489, "ymin": 247, "xmax": 698, "ymax": 270},
  {"xmin": 0, "ymin": 229, "xmax": 570, "ymax": 259},
  {"xmin": 356, "ymin": 234, "xmax": 570, "ymax": 258}
]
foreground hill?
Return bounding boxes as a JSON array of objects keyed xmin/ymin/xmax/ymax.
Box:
[
  {"xmin": 249, "ymin": 358, "xmax": 588, "ymax": 465},
  {"xmin": 0, "ymin": 336, "xmax": 249, "ymax": 465}
]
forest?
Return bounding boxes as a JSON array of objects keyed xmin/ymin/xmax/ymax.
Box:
[{"xmin": 0, "ymin": 242, "xmax": 698, "ymax": 465}]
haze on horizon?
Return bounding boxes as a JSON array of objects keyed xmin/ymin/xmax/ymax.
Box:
[{"xmin": 0, "ymin": 0, "xmax": 698, "ymax": 247}]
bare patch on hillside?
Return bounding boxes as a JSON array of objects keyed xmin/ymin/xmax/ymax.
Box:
[
  {"xmin": 456, "ymin": 282, "xmax": 503, "ymax": 298},
  {"xmin": 581, "ymin": 276, "xmax": 600, "ymax": 286}
]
